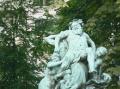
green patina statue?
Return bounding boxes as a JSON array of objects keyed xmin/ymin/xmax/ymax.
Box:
[{"xmin": 38, "ymin": 19, "xmax": 111, "ymax": 89}]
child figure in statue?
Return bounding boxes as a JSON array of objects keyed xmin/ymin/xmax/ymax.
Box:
[
  {"xmin": 87, "ymin": 46, "xmax": 111, "ymax": 84},
  {"xmin": 38, "ymin": 68, "xmax": 56, "ymax": 89}
]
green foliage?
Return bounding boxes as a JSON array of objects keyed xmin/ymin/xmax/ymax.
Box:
[{"xmin": 0, "ymin": 0, "xmax": 39, "ymax": 89}]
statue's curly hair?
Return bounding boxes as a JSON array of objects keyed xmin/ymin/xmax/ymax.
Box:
[{"xmin": 69, "ymin": 19, "xmax": 84, "ymax": 30}]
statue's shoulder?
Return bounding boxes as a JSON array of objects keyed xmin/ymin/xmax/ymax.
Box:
[
  {"xmin": 83, "ymin": 32, "xmax": 89, "ymax": 38},
  {"xmin": 59, "ymin": 30, "xmax": 70, "ymax": 35},
  {"xmin": 61, "ymin": 30, "xmax": 69, "ymax": 33},
  {"xmin": 83, "ymin": 32, "xmax": 88, "ymax": 36}
]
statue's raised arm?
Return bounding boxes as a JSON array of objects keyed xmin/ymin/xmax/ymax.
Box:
[{"xmin": 54, "ymin": 30, "xmax": 69, "ymax": 52}]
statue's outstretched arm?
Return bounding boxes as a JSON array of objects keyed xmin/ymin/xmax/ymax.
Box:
[
  {"xmin": 47, "ymin": 61, "xmax": 62, "ymax": 68},
  {"xmin": 54, "ymin": 31, "xmax": 69, "ymax": 52}
]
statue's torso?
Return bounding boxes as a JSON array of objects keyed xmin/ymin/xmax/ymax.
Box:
[{"xmin": 67, "ymin": 32, "xmax": 88, "ymax": 52}]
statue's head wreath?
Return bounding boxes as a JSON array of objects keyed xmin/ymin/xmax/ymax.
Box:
[{"xmin": 69, "ymin": 19, "xmax": 84, "ymax": 30}]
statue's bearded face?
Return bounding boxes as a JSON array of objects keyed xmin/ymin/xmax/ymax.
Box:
[{"xmin": 70, "ymin": 22, "xmax": 83, "ymax": 35}]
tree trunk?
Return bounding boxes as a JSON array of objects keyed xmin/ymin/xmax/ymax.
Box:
[{"xmin": 43, "ymin": 0, "xmax": 46, "ymax": 6}]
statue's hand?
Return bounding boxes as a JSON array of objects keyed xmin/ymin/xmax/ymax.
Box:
[{"xmin": 43, "ymin": 37, "xmax": 47, "ymax": 43}]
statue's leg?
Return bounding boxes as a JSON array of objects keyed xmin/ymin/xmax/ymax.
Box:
[
  {"xmin": 67, "ymin": 63, "xmax": 87, "ymax": 89},
  {"xmin": 86, "ymin": 47, "xmax": 96, "ymax": 73},
  {"xmin": 59, "ymin": 52, "xmax": 74, "ymax": 73}
]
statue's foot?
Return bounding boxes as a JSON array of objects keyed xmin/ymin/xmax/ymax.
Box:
[{"xmin": 86, "ymin": 78, "xmax": 109, "ymax": 85}]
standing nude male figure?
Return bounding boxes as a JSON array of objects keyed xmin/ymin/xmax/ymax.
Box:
[{"xmin": 54, "ymin": 19, "xmax": 96, "ymax": 73}]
